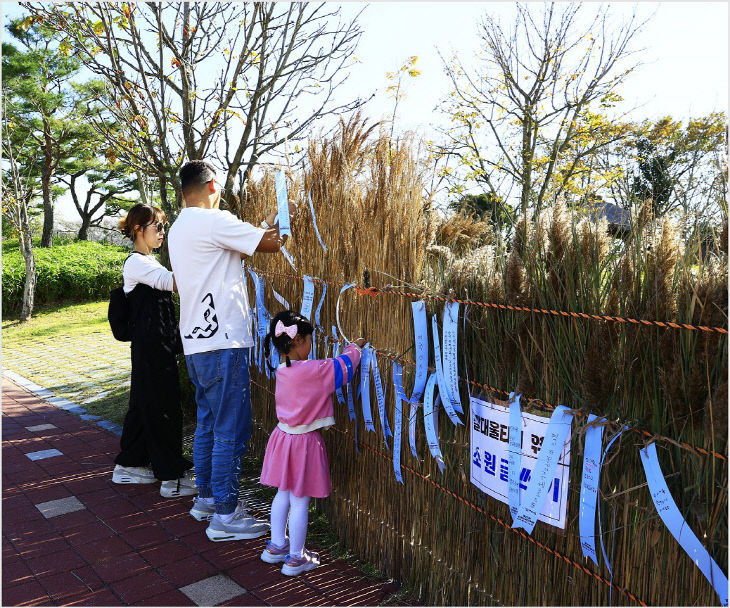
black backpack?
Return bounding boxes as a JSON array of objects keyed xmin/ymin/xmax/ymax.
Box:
[{"xmin": 108, "ymin": 252, "xmax": 142, "ymax": 341}]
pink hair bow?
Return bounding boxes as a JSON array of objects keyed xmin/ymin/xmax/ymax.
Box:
[{"xmin": 274, "ymin": 320, "xmax": 297, "ymax": 339}]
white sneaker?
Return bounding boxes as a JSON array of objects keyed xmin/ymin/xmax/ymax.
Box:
[
  {"xmin": 160, "ymin": 474, "xmax": 198, "ymax": 498},
  {"xmin": 205, "ymin": 503, "xmax": 269, "ymax": 541},
  {"xmin": 112, "ymin": 465, "xmax": 156, "ymax": 484},
  {"xmin": 281, "ymin": 549, "xmax": 320, "ymax": 576},
  {"xmin": 190, "ymin": 497, "xmax": 216, "ymax": 521}
]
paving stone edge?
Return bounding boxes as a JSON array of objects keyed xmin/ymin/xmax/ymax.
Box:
[{"xmin": 2, "ymin": 368, "xmax": 123, "ymax": 435}]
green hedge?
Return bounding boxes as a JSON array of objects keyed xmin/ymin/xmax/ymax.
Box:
[{"xmin": 3, "ymin": 240, "xmax": 129, "ymax": 315}]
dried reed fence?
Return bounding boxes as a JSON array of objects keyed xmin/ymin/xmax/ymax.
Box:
[{"xmin": 238, "ymin": 115, "xmax": 728, "ymax": 606}]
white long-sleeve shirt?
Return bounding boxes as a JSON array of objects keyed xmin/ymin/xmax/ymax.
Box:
[{"xmin": 122, "ymin": 252, "xmax": 174, "ymax": 294}]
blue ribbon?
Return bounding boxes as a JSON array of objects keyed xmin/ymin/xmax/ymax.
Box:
[
  {"xmin": 301, "ymin": 275, "xmax": 315, "ymax": 320},
  {"xmin": 271, "ymin": 285, "xmax": 290, "ymax": 310},
  {"xmin": 393, "ymin": 361, "xmax": 419, "ymax": 458},
  {"xmin": 307, "ymin": 192, "xmax": 327, "ymax": 252},
  {"xmin": 441, "ymin": 302, "xmax": 463, "ymax": 414},
  {"xmin": 579, "ymin": 414, "xmax": 604, "ymax": 567},
  {"xmin": 280, "ymin": 245, "xmax": 297, "ymax": 271},
  {"xmin": 507, "ymin": 392, "xmax": 522, "ymax": 519},
  {"xmin": 391, "ymin": 362, "xmax": 405, "ymax": 484},
  {"xmin": 640, "ymin": 443, "xmax": 728, "ymax": 606},
  {"xmin": 431, "ymin": 314, "xmax": 463, "ymax": 426},
  {"xmin": 409, "ymin": 301, "xmax": 428, "ymax": 403},
  {"xmin": 512, "ymin": 405, "xmax": 573, "ymax": 534},
  {"xmin": 370, "ymin": 349, "xmax": 392, "ymax": 444},
  {"xmin": 359, "ymin": 345, "xmax": 375, "ymax": 432},
  {"xmin": 314, "ymin": 281, "xmax": 327, "ymax": 332},
  {"xmin": 423, "ymin": 373, "xmax": 445, "ymax": 472},
  {"xmin": 275, "ymin": 170, "xmax": 291, "ymax": 237},
  {"xmin": 596, "ymin": 425, "xmax": 627, "ymax": 582}
]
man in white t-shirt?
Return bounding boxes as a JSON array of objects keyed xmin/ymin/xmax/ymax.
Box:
[{"xmin": 169, "ymin": 160, "xmax": 287, "ymax": 542}]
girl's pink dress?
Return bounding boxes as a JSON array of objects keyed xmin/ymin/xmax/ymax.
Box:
[{"xmin": 259, "ymin": 343, "xmax": 362, "ymax": 498}]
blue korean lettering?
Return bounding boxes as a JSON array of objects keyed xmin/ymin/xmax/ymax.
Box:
[{"xmin": 484, "ymin": 451, "xmax": 496, "ymax": 476}]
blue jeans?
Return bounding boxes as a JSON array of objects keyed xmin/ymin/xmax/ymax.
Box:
[{"xmin": 185, "ymin": 348, "xmax": 252, "ymax": 515}]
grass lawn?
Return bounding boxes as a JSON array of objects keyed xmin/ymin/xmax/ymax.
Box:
[{"xmin": 3, "ymin": 300, "xmax": 133, "ymax": 426}]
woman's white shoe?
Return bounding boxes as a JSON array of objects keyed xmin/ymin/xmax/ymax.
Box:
[{"xmin": 160, "ymin": 474, "xmax": 198, "ymax": 498}]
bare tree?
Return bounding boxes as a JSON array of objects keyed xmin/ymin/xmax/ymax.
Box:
[
  {"xmin": 23, "ymin": 2, "xmax": 365, "ymax": 217},
  {"xmin": 436, "ymin": 3, "xmax": 647, "ymax": 221}
]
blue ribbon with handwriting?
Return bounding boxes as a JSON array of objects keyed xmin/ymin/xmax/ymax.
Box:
[
  {"xmin": 409, "ymin": 301, "xmax": 428, "ymax": 403},
  {"xmin": 431, "ymin": 314, "xmax": 463, "ymax": 426},
  {"xmin": 275, "ymin": 170, "xmax": 291, "ymax": 237},
  {"xmin": 441, "ymin": 302, "xmax": 463, "ymax": 414},
  {"xmin": 512, "ymin": 405, "xmax": 573, "ymax": 534},
  {"xmin": 391, "ymin": 362, "xmax": 406, "ymax": 484},
  {"xmin": 359, "ymin": 344, "xmax": 375, "ymax": 432},
  {"xmin": 370, "ymin": 349, "xmax": 392, "ymax": 444},
  {"xmin": 507, "ymin": 392, "xmax": 522, "ymax": 519},
  {"xmin": 393, "ymin": 361, "xmax": 419, "ymax": 458},
  {"xmin": 423, "ymin": 372, "xmax": 445, "ymax": 472},
  {"xmin": 640, "ymin": 442, "xmax": 728, "ymax": 606},
  {"xmin": 307, "ymin": 191, "xmax": 327, "ymax": 252},
  {"xmin": 301, "ymin": 275, "xmax": 315, "ymax": 320},
  {"xmin": 579, "ymin": 414, "xmax": 604, "ymax": 567}
]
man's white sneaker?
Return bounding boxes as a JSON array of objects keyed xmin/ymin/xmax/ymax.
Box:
[
  {"xmin": 190, "ymin": 497, "xmax": 216, "ymax": 521},
  {"xmin": 160, "ymin": 476, "xmax": 198, "ymax": 498},
  {"xmin": 112, "ymin": 465, "xmax": 156, "ymax": 484},
  {"xmin": 205, "ymin": 504, "xmax": 269, "ymax": 541}
]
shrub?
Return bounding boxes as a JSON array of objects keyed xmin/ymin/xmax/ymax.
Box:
[{"xmin": 3, "ymin": 240, "xmax": 129, "ymax": 316}]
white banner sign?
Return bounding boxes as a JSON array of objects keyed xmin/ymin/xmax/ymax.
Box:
[{"xmin": 470, "ymin": 396, "xmax": 571, "ymax": 529}]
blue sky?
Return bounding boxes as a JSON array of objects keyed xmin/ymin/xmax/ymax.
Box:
[{"xmin": 341, "ymin": 2, "xmax": 728, "ymax": 135}]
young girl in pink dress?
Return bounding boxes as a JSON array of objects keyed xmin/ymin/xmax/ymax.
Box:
[{"xmin": 258, "ymin": 310, "xmax": 365, "ymax": 576}]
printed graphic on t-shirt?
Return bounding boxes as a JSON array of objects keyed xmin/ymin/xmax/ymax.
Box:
[{"xmin": 184, "ymin": 293, "xmax": 219, "ymax": 339}]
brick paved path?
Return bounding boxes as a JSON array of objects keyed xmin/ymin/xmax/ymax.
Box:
[{"xmin": 2, "ymin": 378, "xmax": 404, "ymax": 607}]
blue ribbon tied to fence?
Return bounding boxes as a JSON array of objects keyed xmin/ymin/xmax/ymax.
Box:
[
  {"xmin": 410, "ymin": 301, "xmax": 428, "ymax": 403},
  {"xmin": 370, "ymin": 348, "xmax": 392, "ymax": 444},
  {"xmin": 359, "ymin": 344, "xmax": 376, "ymax": 432},
  {"xmin": 441, "ymin": 301, "xmax": 463, "ymax": 414},
  {"xmin": 431, "ymin": 314, "xmax": 463, "ymax": 426},
  {"xmin": 391, "ymin": 362, "xmax": 406, "ymax": 484},
  {"xmin": 307, "ymin": 191, "xmax": 327, "ymax": 252},
  {"xmin": 511, "ymin": 405, "xmax": 573, "ymax": 534},
  {"xmin": 579, "ymin": 414, "xmax": 604, "ymax": 567},
  {"xmin": 301, "ymin": 275, "xmax": 315, "ymax": 320},
  {"xmin": 423, "ymin": 372, "xmax": 446, "ymax": 472},
  {"xmin": 640, "ymin": 442, "xmax": 728, "ymax": 606},
  {"xmin": 507, "ymin": 392, "xmax": 522, "ymax": 520}
]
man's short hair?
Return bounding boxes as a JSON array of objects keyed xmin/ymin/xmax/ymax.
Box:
[{"xmin": 180, "ymin": 160, "xmax": 217, "ymax": 194}]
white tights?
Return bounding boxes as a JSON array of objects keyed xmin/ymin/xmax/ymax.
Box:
[{"xmin": 270, "ymin": 489, "xmax": 310, "ymax": 557}]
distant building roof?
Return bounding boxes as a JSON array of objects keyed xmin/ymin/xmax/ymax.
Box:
[{"xmin": 587, "ymin": 201, "xmax": 631, "ymax": 231}]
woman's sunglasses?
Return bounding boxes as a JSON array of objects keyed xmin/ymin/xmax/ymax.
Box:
[{"xmin": 146, "ymin": 221, "xmax": 167, "ymax": 233}]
